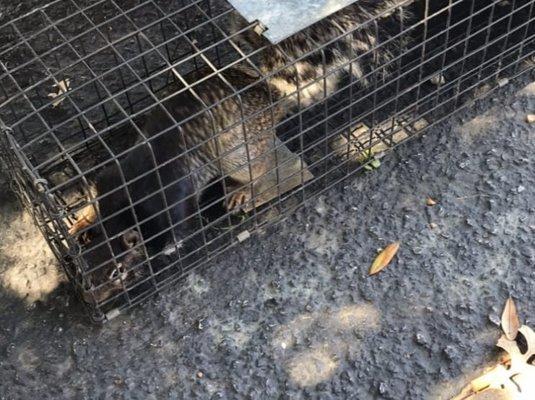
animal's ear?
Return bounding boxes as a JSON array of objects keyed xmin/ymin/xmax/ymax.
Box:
[{"xmin": 122, "ymin": 229, "xmax": 141, "ymax": 249}]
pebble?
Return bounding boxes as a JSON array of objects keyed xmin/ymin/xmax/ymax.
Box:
[
  {"xmin": 415, "ymin": 333, "xmax": 429, "ymax": 346},
  {"xmin": 379, "ymin": 382, "xmax": 387, "ymax": 395},
  {"xmin": 488, "ymin": 313, "xmax": 501, "ymax": 326},
  {"xmin": 444, "ymin": 345, "xmax": 460, "ymax": 362}
]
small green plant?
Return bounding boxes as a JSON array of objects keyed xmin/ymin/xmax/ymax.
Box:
[
  {"xmin": 357, "ymin": 148, "xmax": 381, "ymax": 171},
  {"xmin": 363, "ymin": 157, "xmax": 381, "ymax": 171}
]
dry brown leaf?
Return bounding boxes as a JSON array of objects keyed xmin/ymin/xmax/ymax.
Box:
[
  {"xmin": 369, "ymin": 242, "xmax": 400, "ymax": 275},
  {"xmin": 501, "ymin": 297, "xmax": 520, "ymax": 340},
  {"xmin": 426, "ymin": 197, "xmax": 437, "ymax": 206}
]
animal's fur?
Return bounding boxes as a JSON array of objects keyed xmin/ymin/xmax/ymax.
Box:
[
  {"xmin": 232, "ymin": 0, "xmax": 409, "ymax": 108},
  {"xmin": 74, "ymin": 1, "xmax": 410, "ymax": 304},
  {"xmin": 74, "ymin": 66, "xmax": 288, "ymax": 304}
]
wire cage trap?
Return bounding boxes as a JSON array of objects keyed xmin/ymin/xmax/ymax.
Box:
[{"xmin": 0, "ymin": 0, "xmax": 533, "ymax": 322}]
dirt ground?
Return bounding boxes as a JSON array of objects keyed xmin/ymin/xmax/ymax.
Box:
[{"xmin": 1, "ymin": 2, "xmax": 535, "ymax": 400}]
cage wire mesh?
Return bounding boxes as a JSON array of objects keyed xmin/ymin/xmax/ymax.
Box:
[{"xmin": 0, "ymin": 0, "xmax": 533, "ymax": 321}]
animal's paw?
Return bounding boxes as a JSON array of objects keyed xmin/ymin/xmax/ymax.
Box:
[{"xmin": 226, "ymin": 186, "xmax": 252, "ymax": 213}]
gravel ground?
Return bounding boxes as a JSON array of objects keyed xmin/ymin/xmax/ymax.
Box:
[
  {"xmin": 0, "ymin": 73, "xmax": 533, "ymax": 399},
  {"xmin": 1, "ymin": 2, "xmax": 535, "ymax": 400}
]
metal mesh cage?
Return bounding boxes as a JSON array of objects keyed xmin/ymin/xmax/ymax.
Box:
[{"xmin": 0, "ymin": 0, "xmax": 533, "ymax": 322}]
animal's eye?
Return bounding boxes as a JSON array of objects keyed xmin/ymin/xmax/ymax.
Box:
[{"xmin": 117, "ymin": 263, "xmax": 125, "ymax": 273}]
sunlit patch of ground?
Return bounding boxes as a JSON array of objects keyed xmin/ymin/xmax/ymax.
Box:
[
  {"xmin": 458, "ymin": 114, "xmax": 499, "ymax": 141},
  {"xmin": 518, "ymin": 81, "xmax": 535, "ymax": 96},
  {"xmin": 0, "ymin": 210, "xmax": 63, "ymax": 303},
  {"xmin": 272, "ymin": 303, "xmax": 380, "ymax": 387},
  {"xmin": 287, "ymin": 346, "xmax": 339, "ymax": 387}
]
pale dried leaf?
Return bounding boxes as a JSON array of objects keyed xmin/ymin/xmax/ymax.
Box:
[
  {"xmin": 526, "ymin": 114, "xmax": 535, "ymax": 124},
  {"xmin": 56, "ymin": 79, "xmax": 70, "ymax": 93},
  {"xmin": 369, "ymin": 242, "xmax": 400, "ymax": 275},
  {"xmin": 48, "ymin": 78, "xmax": 71, "ymax": 107},
  {"xmin": 501, "ymin": 297, "xmax": 520, "ymax": 340}
]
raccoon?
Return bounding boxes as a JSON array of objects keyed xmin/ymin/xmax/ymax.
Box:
[
  {"xmin": 232, "ymin": 0, "xmax": 410, "ymax": 108},
  {"xmin": 71, "ymin": 1, "xmax": 410, "ymax": 304},
  {"xmin": 70, "ymin": 66, "xmax": 289, "ymax": 305}
]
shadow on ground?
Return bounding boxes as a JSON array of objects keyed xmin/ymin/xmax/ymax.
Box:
[{"xmin": 0, "ymin": 76, "xmax": 533, "ymax": 399}]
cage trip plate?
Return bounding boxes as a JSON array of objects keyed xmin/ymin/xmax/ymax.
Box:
[{"xmin": 228, "ymin": 0, "xmax": 358, "ymax": 43}]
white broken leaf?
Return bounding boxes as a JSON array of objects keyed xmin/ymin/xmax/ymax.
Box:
[
  {"xmin": 47, "ymin": 78, "xmax": 71, "ymax": 107},
  {"xmin": 452, "ymin": 325, "xmax": 535, "ymax": 400}
]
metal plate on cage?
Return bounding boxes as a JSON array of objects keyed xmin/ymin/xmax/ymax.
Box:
[{"xmin": 228, "ymin": 0, "xmax": 357, "ymax": 43}]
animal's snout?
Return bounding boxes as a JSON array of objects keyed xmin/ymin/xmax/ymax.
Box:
[
  {"xmin": 81, "ymin": 284, "xmax": 98, "ymax": 304},
  {"xmin": 108, "ymin": 262, "xmax": 126, "ymax": 281},
  {"xmin": 81, "ymin": 276, "xmax": 93, "ymax": 292},
  {"xmin": 80, "ymin": 262, "xmax": 132, "ymax": 305}
]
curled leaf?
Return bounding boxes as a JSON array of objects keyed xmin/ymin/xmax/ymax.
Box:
[
  {"xmin": 501, "ymin": 297, "xmax": 520, "ymax": 340},
  {"xmin": 369, "ymin": 242, "xmax": 400, "ymax": 275},
  {"xmin": 426, "ymin": 197, "xmax": 437, "ymax": 206}
]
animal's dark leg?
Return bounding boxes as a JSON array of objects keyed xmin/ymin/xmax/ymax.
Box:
[{"xmin": 160, "ymin": 170, "xmax": 197, "ymax": 252}]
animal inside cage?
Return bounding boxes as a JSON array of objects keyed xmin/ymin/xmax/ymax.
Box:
[{"xmin": 0, "ymin": 0, "xmax": 533, "ymax": 322}]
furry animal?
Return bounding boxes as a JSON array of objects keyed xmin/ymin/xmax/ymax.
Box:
[
  {"xmin": 70, "ymin": 66, "xmax": 289, "ymax": 304},
  {"xmin": 232, "ymin": 0, "xmax": 409, "ymax": 108},
  {"xmin": 71, "ymin": 0, "xmax": 410, "ymax": 304}
]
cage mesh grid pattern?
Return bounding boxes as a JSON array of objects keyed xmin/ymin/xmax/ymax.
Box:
[{"xmin": 0, "ymin": 0, "xmax": 533, "ymax": 321}]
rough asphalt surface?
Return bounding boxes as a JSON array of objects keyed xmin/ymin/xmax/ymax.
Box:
[
  {"xmin": 1, "ymin": 3, "xmax": 535, "ymax": 400},
  {"xmin": 0, "ymin": 75, "xmax": 533, "ymax": 399}
]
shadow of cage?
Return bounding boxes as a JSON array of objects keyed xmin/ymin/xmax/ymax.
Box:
[{"xmin": 0, "ymin": 0, "xmax": 533, "ymax": 322}]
